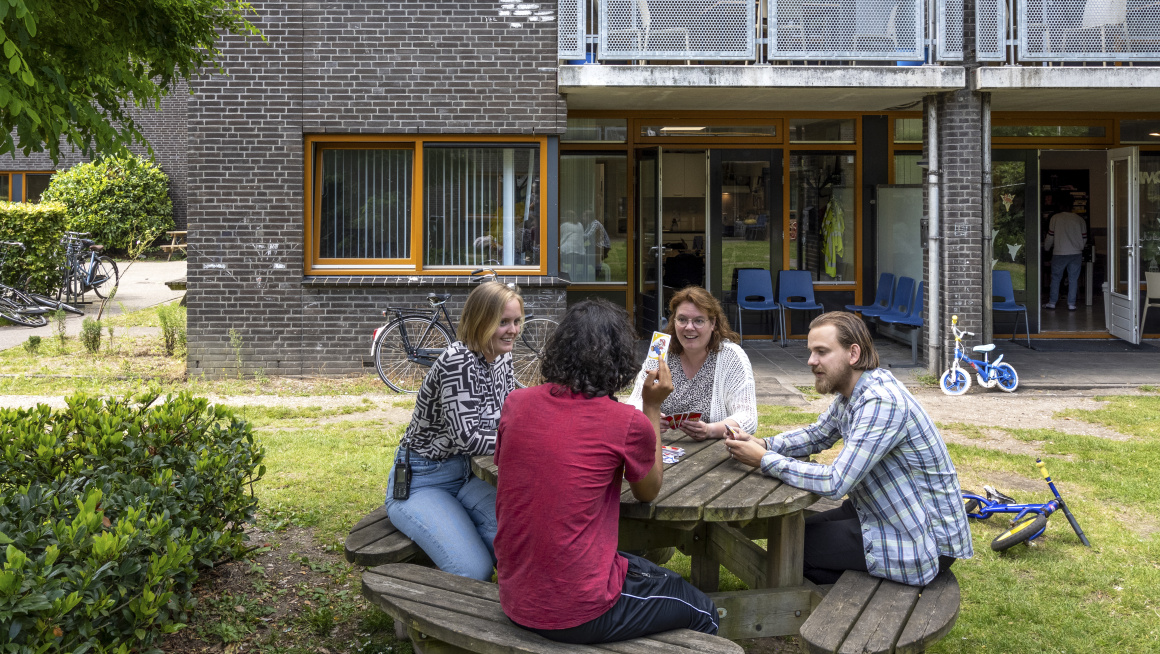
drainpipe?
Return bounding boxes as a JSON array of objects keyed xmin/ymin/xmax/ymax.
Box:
[
  {"xmin": 927, "ymin": 99, "xmax": 941, "ymax": 374},
  {"xmin": 982, "ymin": 95, "xmax": 994, "ymax": 344}
]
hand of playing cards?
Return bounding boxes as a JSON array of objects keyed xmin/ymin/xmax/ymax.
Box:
[
  {"xmin": 661, "ymin": 445, "xmax": 685, "ymax": 464},
  {"xmin": 661, "ymin": 412, "xmax": 702, "ymax": 430}
]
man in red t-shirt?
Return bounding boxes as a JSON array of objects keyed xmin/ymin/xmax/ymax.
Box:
[{"xmin": 494, "ymin": 299, "xmax": 719, "ymax": 644}]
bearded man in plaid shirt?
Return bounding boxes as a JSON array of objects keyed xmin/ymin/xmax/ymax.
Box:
[{"xmin": 725, "ymin": 311, "xmax": 973, "ymax": 586}]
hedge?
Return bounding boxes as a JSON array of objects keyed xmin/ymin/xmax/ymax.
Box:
[
  {"xmin": 0, "ymin": 392, "xmax": 266, "ymax": 653},
  {"xmin": 0, "ymin": 201, "xmax": 68, "ymax": 292},
  {"xmin": 40, "ymin": 155, "xmax": 174, "ymax": 252}
]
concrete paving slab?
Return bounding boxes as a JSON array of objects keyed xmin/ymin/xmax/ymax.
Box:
[{"xmin": 0, "ymin": 260, "xmax": 186, "ymax": 351}]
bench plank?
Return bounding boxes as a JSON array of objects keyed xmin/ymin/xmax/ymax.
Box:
[
  {"xmin": 799, "ymin": 572, "xmax": 882, "ymax": 654},
  {"xmin": 363, "ymin": 563, "xmax": 744, "ymax": 654},
  {"xmin": 345, "ymin": 509, "xmax": 425, "ymax": 566},
  {"xmin": 837, "ymin": 581, "xmax": 920, "ymax": 654},
  {"xmin": 896, "ymin": 570, "xmax": 960, "ymax": 654}
]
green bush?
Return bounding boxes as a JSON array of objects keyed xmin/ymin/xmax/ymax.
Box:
[
  {"xmin": 40, "ymin": 155, "xmax": 174, "ymax": 252},
  {"xmin": 157, "ymin": 304, "xmax": 186, "ymax": 357},
  {"xmin": 0, "ymin": 392, "xmax": 266, "ymax": 652},
  {"xmin": 0, "ymin": 201, "xmax": 68, "ymax": 292},
  {"xmin": 81, "ymin": 318, "xmax": 103, "ymax": 353}
]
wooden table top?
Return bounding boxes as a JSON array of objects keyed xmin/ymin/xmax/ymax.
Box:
[{"xmin": 472, "ymin": 431, "xmax": 819, "ymax": 525}]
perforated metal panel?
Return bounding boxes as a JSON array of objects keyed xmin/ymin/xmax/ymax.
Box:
[
  {"xmin": 559, "ymin": 0, "xmax": 586, "ymax": 58},
  {"xmin": 1018, "ymin": 0, "xmax": 1160, "ymax": 61},
  {"xmin": 976, "ymin": 0, "xmax": 1007, "ymax": 61},
  {"xmin": 768, "ymin": 0, "xmax": 924, "ymax": 61},
  {"xmin": 599, "ymin": 0, "xmax": 756, "ymax": 60},
  {"xmin": 937, "ymin": 0, "xmax": 965, "ymax": 60}
]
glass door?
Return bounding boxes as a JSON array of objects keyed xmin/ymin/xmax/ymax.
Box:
[
  {"xmin": 636, "ymin": 148, "xmax": 663, "ymax": 333},
  {"xmin": 1108, "ymin": 146, "xmax": 1141, "ymax": 343}
]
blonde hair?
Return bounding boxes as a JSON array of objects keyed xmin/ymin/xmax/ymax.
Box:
[
  {"xmin": 809, "ymin": 311, "xmax": 880, "ymax": 370},
  {"xmin": 460, "ymin": 282, "xmax": 524, "ymax": 357}
]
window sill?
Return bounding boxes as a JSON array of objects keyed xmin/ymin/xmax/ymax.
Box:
[{"xmin": 302, "ymin": 275, "xmax": 572, "ymax": 288}]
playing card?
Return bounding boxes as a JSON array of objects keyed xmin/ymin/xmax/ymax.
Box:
[{"xmin": 647, "ymin": 331, "xmax": 671, "ymax": 362}]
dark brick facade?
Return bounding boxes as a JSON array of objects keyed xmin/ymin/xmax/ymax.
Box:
[
  {"xmin": 186, "ymin": 2, "xmax": 567, "ymax": 378},
  {"xmin": 2, "ymin": 81, "xmax": 189, "ymax": 230}
]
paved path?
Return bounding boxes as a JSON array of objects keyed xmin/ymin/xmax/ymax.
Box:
[{"xmin": 0, "ymin": 260, "xmax": 186, "ymax": 351}]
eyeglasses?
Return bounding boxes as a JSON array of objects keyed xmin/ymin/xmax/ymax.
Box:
[{"xmin": 675, "ymin": 316, "xmax": 710, "ymax": 328}]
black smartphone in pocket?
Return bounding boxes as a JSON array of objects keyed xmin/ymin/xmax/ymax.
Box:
[{"xmin": 392, "ymin": 450, "xmax": 412, "ymax": 500}]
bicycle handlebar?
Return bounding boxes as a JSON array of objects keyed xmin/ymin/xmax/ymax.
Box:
[{"xmin": 471, "ymin": 267, "xmax": 500, "ymax": 282}]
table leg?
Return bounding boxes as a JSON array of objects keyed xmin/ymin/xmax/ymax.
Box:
[
  {"xmin": 689, "ymin": 523, "xmax": 721, "ymax": 593},
  {"xmin": 765, "ymin": 510, "xmax": 804, "ymax": 588}
]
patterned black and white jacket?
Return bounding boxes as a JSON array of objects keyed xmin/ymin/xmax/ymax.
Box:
[{"xmin": 401, "ymin": 341, "xmax": 516, "ymax": 460}]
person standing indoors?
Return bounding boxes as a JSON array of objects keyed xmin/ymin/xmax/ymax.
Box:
[
  {"xmin": 724, "ymin": 312, "xmax": 972, "ymax": 586},
  {"xmin": 494, "ymin": 299, "xmax": 719, "ymax": 644},
  {"xmin": 383, "ymin": 281, "xmax": 524, "ymax": 581},
  {"xmin": 1043, "ymin": 200, "xmax": 1088, "ymax": 311},
  {"xmin": 628, "ymin": 286, "xmax": 758, "ymax": 440}
]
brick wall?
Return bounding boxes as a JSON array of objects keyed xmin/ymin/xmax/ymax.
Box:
[
  {"xmin": 2, "ymin": 82, "xmax": 189, "ymax": 230},
  {"xmin": 186, "ymin": 1, "xmax": 567, "ymax": 378}
]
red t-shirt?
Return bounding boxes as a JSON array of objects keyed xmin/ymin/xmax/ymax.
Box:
[{"xmin": 494, "ymin": 384, "xmax": 657, "ymax": 630}]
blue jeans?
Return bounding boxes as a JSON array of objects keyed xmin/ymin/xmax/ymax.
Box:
[
  {"xmin": 384, "ymin": 452, "xmax": 497, "ymax": 581},
  {"xmin": 1049, "ymin": 253, "xmax": 1082, "ymax": 306}
]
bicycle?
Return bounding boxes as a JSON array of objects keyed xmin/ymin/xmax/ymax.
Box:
[
  {"xmin": 370, "ymin": 268, "xmax": 558, "ymax": 393},
  {"xmin": 963, "ymin": 458, "xmax": 1091, "ymax": 552},
  {"xmin": 0, "ymin": 241, "xmax": 75, "ymax": 327},
  {"xmin": 57, "ymin": 232, "xmax": 119, "ymax": 303},
  {"xmin": 940, "ymin": 314, "xmax": 1018, "ymax": 395},
  {"xmin": 0, "ymin": 241, "xmax": 84, "ymax": 317}
]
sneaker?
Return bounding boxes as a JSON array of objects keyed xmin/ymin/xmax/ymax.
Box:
[
  {"xmin": 1044, "ymin": 303, "xmax": 1056, "ymax": 309},
  {"xmin": 1069, "ymin": 304, "xmax": 1077, "ymax": 311}
]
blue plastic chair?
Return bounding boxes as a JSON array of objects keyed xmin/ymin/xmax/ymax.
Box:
[
  {"xmin": 992, "ymin": 270, "xmax": 1030, "ymax": 348},
  {"xmin": 777, "ymin": 270, "xmax": 824, "ymax": 347},
  {"xmin": 736, "ymin": 269, "xmax": 780, "ymax": 344},
  {"xmin": 846, "ymin": 273, "xmax": 895, "ymax": 317},
  {"xmin": 880, "ymin": 281, "xmax": 925, "ymax": 364},
  {"xmin": 882, "ymin": 276, "xmax": 916, "ymax": 319}
]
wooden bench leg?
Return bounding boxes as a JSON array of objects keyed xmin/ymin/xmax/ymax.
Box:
[
  {"xmin": 407, "ymin": 625, "xmax": 473, "ymax": 654},
  {"xmin": 765, "ymin": 511, "xmax": 804, "ymax": 588},
  {"xmin": 689, "ymin": 523, "xmax": 721, "ymax": 593}
]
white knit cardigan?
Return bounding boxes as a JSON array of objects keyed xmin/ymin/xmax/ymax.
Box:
[{"xmin": 627, "ymin": 340, "xmax": 758, "ymax": 434}]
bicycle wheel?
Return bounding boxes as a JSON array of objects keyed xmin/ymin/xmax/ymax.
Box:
[
  {"xmin": 512, "ymin": 318, "xmax": 557, "ymax": 388},
  {"xmin": 91, "ymin": 257, "xmax": 119, "ymax": 299},
  {"xmin": 374, "ymin": 316, "xmax": 452, "ymax": 393},
  {"xmin": 939, "ymin": 367, "xmax": 971, "ymax": 396},
  {"xmin": 994, "ymin": 362, "xmax": 1019, "ymax": 393},
  {"xmin": 962, "ymin": 494, "xmax": 981, "ymax": 516},
  {"xmin": 991, "ymin": 513, "xmax": 1048, "ymax": 552},
  {"xmin": 0, "ymin": 301, "xmax": 48, "ymax": 327}
]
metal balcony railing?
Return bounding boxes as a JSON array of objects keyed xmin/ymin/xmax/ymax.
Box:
[{"xmin": 1012, "ymin": 0, "xmax": 1160, "ymax": 62}]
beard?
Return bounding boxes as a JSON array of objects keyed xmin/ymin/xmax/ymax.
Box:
[{"xmin": 814, "ymin": 364, "xmax": 855, "ymax": 395}]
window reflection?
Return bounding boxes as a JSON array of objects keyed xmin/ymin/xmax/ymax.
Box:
[{"xmin": 560, "ymin": 154, "xmax": 628, "ymax": 282}]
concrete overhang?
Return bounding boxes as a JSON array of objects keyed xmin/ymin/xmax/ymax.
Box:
[
  {"xmin": 977, "ymin": 66, "xmax": 1160, "ymax": 112},
  {"xmin": 559, "ymin": 65, "xmax": 967, "ymax": 112}
]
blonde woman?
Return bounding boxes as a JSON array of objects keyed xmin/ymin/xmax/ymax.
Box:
[
  {"xmin": 385, "ymin": 281, "xmax": 523, "ymax": 580},
  {"xmin": 629, "ymin": 286, "xmax": 758, "ymax": 439}
]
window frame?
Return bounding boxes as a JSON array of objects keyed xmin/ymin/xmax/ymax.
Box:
[
  {"xmin": 305, "ymin": 134, "xmax": 549, "ymax": 276},
  {"xmin": 0, "ymin": 171, "xmax": 56, "ymax": 203}
]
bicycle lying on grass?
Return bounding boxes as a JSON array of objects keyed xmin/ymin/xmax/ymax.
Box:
[
  {"xmin": 370, "ymin": 268, "xmax": 558, "ymax": 393},
  {"xmin": 0, "ymin": 241, "xmax": 83, "ymax": 327},
  {"xmin": 940, "ymin": 314, "xmax": 1019, "ymax": 395},
  {"xmin": 963, "ymin": 458, "xmax": 1091, "ymax": 552}
]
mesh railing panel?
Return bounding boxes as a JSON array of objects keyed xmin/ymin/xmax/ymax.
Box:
[
  {"xmin": 599, "ymin": 0, "xmax": 755, "ymax": 60},
  {"xmin": 768, "ymin": 0, "xmax": 924, "ymax": 60},
  {"xmin": 937, "ymin": 0, "xmax": 965, "ymax": 60},
  {"xmin": 1018, "ymin": 0, "xmax": 1160, "ymax": 61},
  {"xmin": 976, "ymin": 0, "xmax": 1006, "ymax": 60},
  {"xmin": 560, "ymin": 0, "xmax": 586, "ymax": 58}
]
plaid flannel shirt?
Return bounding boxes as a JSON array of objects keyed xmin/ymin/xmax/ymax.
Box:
[{"xmin": 760, "ymin": 368, "xmax": 973, "ymax": 586}]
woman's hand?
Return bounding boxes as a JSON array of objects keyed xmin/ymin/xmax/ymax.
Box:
[{"xmin": 680, "ymin": 420, "xmax": 726, "ymax": 441}]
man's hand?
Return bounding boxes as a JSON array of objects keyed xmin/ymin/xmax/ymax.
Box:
[
  {"xmin": 724, "ymin": 429, "xmax": 768, "ymax": 467},
  {"xmin": 641, "ymin": 364, "xmax": 673, "ymax": 410}
]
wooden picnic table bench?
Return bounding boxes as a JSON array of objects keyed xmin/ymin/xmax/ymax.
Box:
[
  {"xmin": 160, "ymin": 230, "xmax": 187, "ymax": 261},
  {"xmin": 344, "ymin": 505, "xmax": 427, "ymax": 567},
  {"xmin": 363, "ymin": 562, "xmax": 745, "ymax": 654},
  {"xmin": 798, "ymin": 569, "xmax": 960, "ymax": 654}
]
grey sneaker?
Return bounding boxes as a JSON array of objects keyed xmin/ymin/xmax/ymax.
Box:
[
  {"xmin": 1069, "ymin": 304, "xmax": 1077, "ymax": 311},
  {"xmin": 1044, "ymin": 303, "xmax": 1056, "ymax": 309}
]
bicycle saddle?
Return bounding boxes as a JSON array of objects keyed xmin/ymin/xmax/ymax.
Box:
[
  {"xmin": 983, "ymin": 485, "xmax": 1016, "ymax": 504},
  {"xmin": 88, "ymin": 244, "xmax": 104, "ymax": 252},
  {"xmin": 427, "ymin": 293, "xmax": 451, "ymax": 305},
  {"xmin": 972, "ymin": 344, "xmax": 996, "ymax": 353}
]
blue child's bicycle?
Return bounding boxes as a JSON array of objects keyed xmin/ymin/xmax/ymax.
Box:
[
  {"xmin": 963, "ymin": 459, "xmax": 1092, "ymax": 552},
  {"xmin": 940, "ymin": 314, "xmax": 1019, "ymax": 395}
]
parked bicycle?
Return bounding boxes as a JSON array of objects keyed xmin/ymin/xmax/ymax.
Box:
[
  {"xmin": 0, "ymin": 241, "xmax": 83, "ymax": 327},
  {"xmin": 57, "ymin": 231, "xmax": 119, "ymax": 303},
  {"xmin": 940, "ymin": 314, "xmax": 1018, "ymax": 395},
  {"xmin": 370, "ymin": 268, "xmax": 558, "ymax": 393},
  {"xmin": 963, "ymin": 458, "xmax": 1091, "ymax": 552}
]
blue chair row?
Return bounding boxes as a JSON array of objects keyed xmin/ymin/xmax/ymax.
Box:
[
  {"xmin": 846, "ymin": 275, "xmax": 924, "ymax": 365},
  {"xmin": 736, "ymin": 269, "xmax": 825, "ymax": 346}
]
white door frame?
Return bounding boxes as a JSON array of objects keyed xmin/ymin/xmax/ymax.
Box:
[{"xmin": 1107, "ymin": 146, "xmax": 1141, "ymax": 344}]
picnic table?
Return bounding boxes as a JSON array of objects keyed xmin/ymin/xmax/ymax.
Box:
[
  {"xmin": 161, "ymin": 230, "xmax": 187, "ymax": 261},
  {"xmin": 471, "ymin": 431, "xmax": 823, "ymax": 640}
]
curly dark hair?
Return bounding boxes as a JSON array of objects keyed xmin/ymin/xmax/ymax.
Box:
[{"xmin": 540, "ymin": 299, "xmax": 639, "ymax": 398}]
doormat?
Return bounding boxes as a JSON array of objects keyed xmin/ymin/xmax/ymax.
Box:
[{"xmin": 1028, "ymin": 340, "xmax": 1160, "ymax": 353}]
